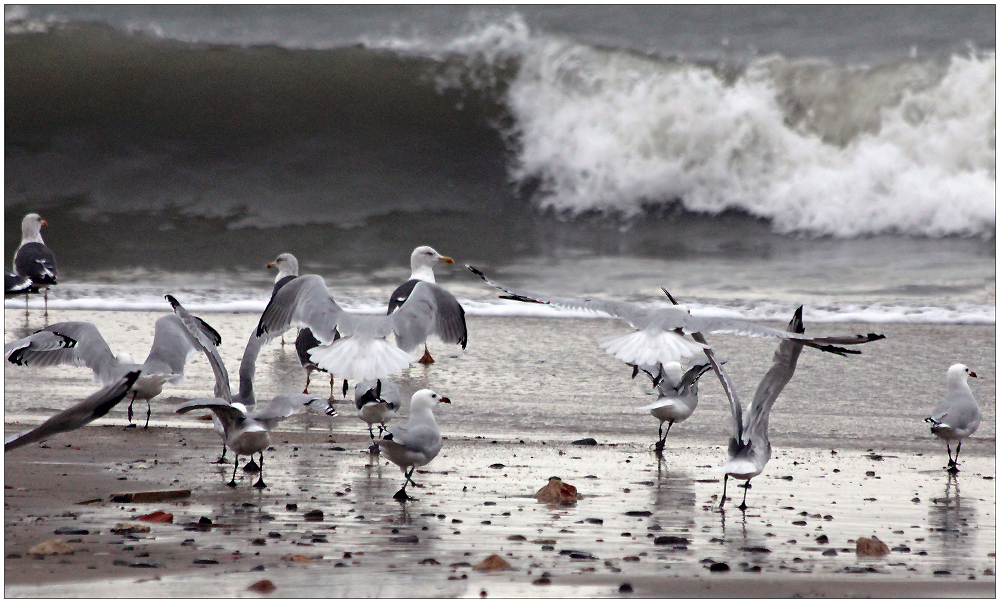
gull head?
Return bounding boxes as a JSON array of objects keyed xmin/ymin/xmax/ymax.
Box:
[
  {"xmin": 267, "ymin": 253, "xmax": 299, "ymax": 280},
  {"xmin": 21, "ymin": 213, "xmax": 46, "ymax": 242},
  {"xmin": 410, "ymin": 389, "xmax": 451, "ymax": 412},
  {"xmin": 948, "ymin": 363, "xmax": 978, "ymax": 383},
  {"xmin": 412, "ymin": 246, "xmax": 454, "ymax": 265}
]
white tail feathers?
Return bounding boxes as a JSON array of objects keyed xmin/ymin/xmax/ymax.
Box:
[
  {"xmin": 599, "ymin": 330, "xmax": 706, "ymax": 367},
  {"xmin": 308, "ymin": 337, "xmax": 414, "ymax": 381},
  {"xmin": 638, "ymin": 399, "xmax": 673, "ymax": 411},
  {"xmin": 716, "ymin": 459, "xmax": 761, "ymax": 479}
]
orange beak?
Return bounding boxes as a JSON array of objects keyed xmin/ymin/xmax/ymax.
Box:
[
  {"xmin": 41, "ymin": 220, "xmax": 48, "ymax": 226},
  {"xmin": 439, "ymin": 256, "xmax": 455, "ymax": 264},
  {"xmin": 266, "ymin": 262, "xmax": 276, "ymax": 269}
]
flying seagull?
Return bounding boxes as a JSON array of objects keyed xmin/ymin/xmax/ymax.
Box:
[
  {"xmin": 4, "ymin": 314, "xmax": 220, "ymax": 428},
  {"xmin": 5, "ymin": 372, "xmax": 141, "ymax": 452},
  {"xmin": 167, "ymin": 295, "xmax": 328, "ymax": 488},
  {"xmin": 467, "ymin": 265, "xmax": 885, "ymax": 368},
  {"xmin": 255, "ymin": 272, "xmax": 467, "ymax": 381}
]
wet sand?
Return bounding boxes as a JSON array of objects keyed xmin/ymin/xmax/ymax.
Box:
[{"xmin": 4, "ymin": 310, "xmax": 996, "ymax": 597}]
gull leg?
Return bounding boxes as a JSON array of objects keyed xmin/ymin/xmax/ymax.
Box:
[
  {"xmin": 948, "ymin": 442, "xmax": 962, "ymax": 473},
  {"xmin": 394, "ymin": 467, "xmax": 416, "ymax": 501},
  {"xmin": 655, "ymin": 420, "xmax": 674, "ymax": 454},
  {"xmin": 329, "ymin": 374, "xmax": 335, "ymax": 400},
  {"xmin": 342, "ymin": 379, "xmax": 349, "ymax": 399},
  {"xmin": 303, "ymin": 370, "xmax": 311, "ymax": 394},
  {"xmin": 737, "ymin": 480, "xmax": 752, "ymax": 511},
  {"xmin": 124, "ymin": 392, "xmax": 138, "ymax": 429},
  {"xmin": 43, "ymin": 288, "xmax": 49, "ymax": 317},
  {"xmin": 418, "ymin": 344, "xmax": 434, "ymax": 365},
  {"xmin": 228, "ymin": 455, "xmax": 239, "ymax": 487},
  {"xmin": 253, "ymin": 452, "xmax": 267, "ymax": 489},
  {"xmin": 719, "ymin": 474, "xmax": 729, "ymax": 509},
  {"xmin": 945, "ymin": 442, "xmax": 957, "ymax": 470},
  {"xmin": 143, "ymin": 400, "xmax": 152, "ymax": 429},
  {"xmin": 215, "ymin": 441, "xmax": 228, "ymax": 464}
]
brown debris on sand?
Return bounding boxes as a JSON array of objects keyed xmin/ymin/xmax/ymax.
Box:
[
  {"xmin": 111, "ymin": 522, "xmax": 151, "ymax": 534},
  {"xmin": 856, "ymin": 535, "xmax": 890, "ymax": 556},
  {"xmin": 248, "ymin": 579, "xmax": 277, "ymax": 594},
  {"xmin": 137, "ymin": 510, "xmax": 174, "ymax": 523},
  {"xmin": 27, "ymin": 539, "xmax": 75, "ymax": 556},
  {"xmin": 474, "ymin": 554, "xmax": 514, "ymax": 571},
  {"xmin": 109, "ymin": 489, "xmax": 191, "ymax": 503},
  {"xmin": 533, "ymin": 476, "xmax": 581, "ymax": 504}
]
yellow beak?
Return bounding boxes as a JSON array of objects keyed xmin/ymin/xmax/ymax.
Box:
[{"xmin": 439, "ymin": 256, "xmax": 455, "ymax": 264}]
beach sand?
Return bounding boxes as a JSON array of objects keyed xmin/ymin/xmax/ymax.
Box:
[{"xmin": 4, "ymin": 310, "xmax": 996, "ymax": 597}]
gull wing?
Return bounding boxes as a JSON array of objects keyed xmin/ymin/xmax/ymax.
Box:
[
  {"xmin": 249, "ymin": 394, "xmax": 326, "ymax": 430},
  {"xmin": 255, "ymin": 275, "xmax": 365, "ymax": 343},
  {"xmin": 142, "ymin": 314, "xmax": 217, "ymax": 383},
  {"xmin": 176, "ymin": 398, "xmax": 244, "ymax": 434},
  {"xmin": 166, "ymin": 295, "xmax": 232, "ymax": 402},
  {"xmin": 4, "ymin": 322, "xmax": 119, "ymax": 383},
  {"xmin": 389, "ymin": 281, "xmax": 467, "ymax": 354},
  {"xmin": 742, "ymin": 307, "xmax": 807, "ymax": 445},
  {"xmin": 468, "ymin": 265, "xmax": 681, "ymax": 331},
  {"xmin": 5, "ymin": 371, "xmax": 140, "ymax": 452},
  {"xmin": 355, "ymin": 379, "xmax": 402, "ymax": 410}
]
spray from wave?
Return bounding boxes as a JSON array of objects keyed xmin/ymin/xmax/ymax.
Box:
[{"xmin": 379, "ymin": 15, "xmax": 996, "ymax": 238}]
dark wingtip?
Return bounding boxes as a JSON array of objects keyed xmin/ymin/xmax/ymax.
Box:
[
  {"xmin": 466, "ymin": 264, "xmax": 485, "ymax": 278},
  {"xmin": 122, "ymin": 370, "xmax": 142, "ymax": 389},
  {"xmin": 165, "ymin": 294, "xmax": 180, "ymax": 309},
  {"xmin": 660, "ymin": 287, "xmax": 679, "ymax": 305}
]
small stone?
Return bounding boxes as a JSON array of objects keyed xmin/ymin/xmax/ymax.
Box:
[
  {"xmin": 419, "ymin": 558, "xmax": 441, "ymax": 565},
  {"xmin": 111, "ymin": 523, "xmax": 151, "ymax": 535},
  {"xmin": 137, "ymin": 511, "xmax": 173, "ymax": 523},
  {"xmin": 822, "ymin": 548, "xmax": 838, "ymax": 556},
  {"xmin": 572, "ymin": 438, "xmax": 597, "ymax": 446},
  {"xmin": 286, "ymin": 504, "xmax": 298, "ymax": 511},
  {"xmin": 53, "ymin": 527, "xmax": 89, "ymax": 536},
  {"xmin": 815, "ymin": 535, "xmax": 829, "ymax": 544},
  {"xmin": 856, "ymin": 536, "xmax": 890, "ymax": 557},
  {"xmin": 507, "ymin": 535, "xmax": 527, "ymax": 541},
  {"xmin": 193, "ymin": 558, "xmax": 219, "ymax": 565},
  {"xmin": 391, "ymin": 535, "xmax": 419, "ymax": 544},
  {"xmin": 303, "ymin": 510, "xmax": 323, "ymax": 521},
  {"xmin": 248, "ymin": 579, "xmax": 276, "ymax": 594},
  {"xmin": 533, "ymin": 477, "xmax": 580, "ymax": 504},
  {"xmin": 653, "ymin": 536, "xmax": 690, "ymax": 546},
  {"xmin": 251, "ymin": 538, "xmax": 267, "ymax": 546},
  {"xmin": 618, "ymin": 583, "xmax": 633, "ymax": 593},
  {"xmin": 474, "ymin": 554, "xmax": 513, "ymax": 571},
  {"xmin": 709, "ymin": 562, "xmax": 730, "ymax": 572},
  {"xmin": 28, "ymin": 540, "xmax": 75, "ymax": 556}
]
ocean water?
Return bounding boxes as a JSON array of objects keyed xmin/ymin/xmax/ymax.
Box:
[{"xmin": 3, "ymin": 6, "xmax": 995, "ymax": 324}]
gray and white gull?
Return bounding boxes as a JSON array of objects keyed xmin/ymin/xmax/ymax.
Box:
[
  {"xmin": 387, "ymin": 246, "xmax": 459, "ymax": 364},
  {"xmin": 467, "ymin": 266, "xmax": 885, "ymax": 369},
  {"xmin": 12, "ymin": 213, "xmax": 57, "ymax": 313},
  {"xmin": 925, "ymin": 363, "xmax": 982, "ymax": 473},
  {"xmin": 4, "ymin": 313, "xmax": 220, "ymax": 428},
  {"xmin": 166, "ymin": 295, "xmax": 328, "ymax": 488},
  {"xmin": 378, "ymin": 388, "xmax": 451, "ymax": 501},
  {"xmin": 255, "ymin": 267, "xmax": 467, "ymax": 382}
]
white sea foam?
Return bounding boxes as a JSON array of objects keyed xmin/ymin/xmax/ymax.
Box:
[
  {"xmin": 375, "ymin": 14, "xmax": 996, "ymax": 239},
  {"xmin": 5, "ymin": 288, "xmax": 993, "ymax": 325}
]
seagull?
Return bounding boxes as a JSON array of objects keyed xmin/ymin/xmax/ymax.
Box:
[
  {"xmin": 166, "ymin": 295, "xmax": 330, "ymax": 488},
  {"xmin": 716, "ymin": 307, "xmax": 808, "ymax": 511},
  {"xmin": 255, "ymin": 271, "xmax": 467, "ymax": 382},
  {"xmin": 925, "ymin": 364, "xmax": 982, "ymax": 473},
  {"xmin": 5, "ymin": 371, "xmax": 141, "ymax": 452},
  {"xmin": 5, "ymin": 270, "xmax": 38, "ymax": 297},
  {"xmin": 378, "ymin": 389, "xmax": 450, "ymax": 501},
  {"xmin": 12, "ymin": 213, "xmax": 57, "ymax": 314},
  {"xmin": 267, "ymin": 253, "xmax": 339, "ymax": 397},
  {"xmin": 636, "ymin": 359, "xmax": 714, "ymax": 454},
  {"xmin": 467, "ymin": 265, "xmax": 885, "ymax": 368},
  {"xmin": 3, "ymin": 314, "xmax": 221, "ymax": 429},
  {"xmin": 388, "ymin": 246, "xmax": 458, "ymax": 364},
  {"xmin": 355, "ymin": 378, "xmax": 402, "ymax": 451}
]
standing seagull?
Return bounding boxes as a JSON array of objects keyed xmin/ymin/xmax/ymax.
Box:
[
  {"xmin": 167, "ymin": 295, "xmax": 329, "ymax": 488},
  {"xmin": 355, "ymin": 378, "xmax": 402, "ymax": 451},
  {"xmin": 925, "ymin": 364, "xmax": 981, "ymax": 473},
  {"xmin": 13, "ymin": 213, "xmax": 57, "ymax": 314},
  {"xmin": 5, "ymin": 372, "xmax": 140, "ymax": 452},
  {"xmin": 4, "ymin": 315, "xmax": 220, "ymax": 429},
  {"xmin": 716, "ymin": 307, "xmax": 808, "ymax": 511},
  {"xmin": 636, "ymin": 359, "xmax": 714, "ymax": 454},
  {"xmin": 378, "ymin": 389, "xmax": 450, "ymax": 501},
  {"xmin": 267, "ymin": 253, "xmax": 338, "ymax": 397},
  {"xmin": 467, "ymin": 265, "xmax": 885, "ymax": 368},
  {"xmin": 388, "ymin": 246, "xmax": 458, "ymax": 364},
  {"xmin": 255, "ymin": 272, "xmax": 467, "ymax": 382}
]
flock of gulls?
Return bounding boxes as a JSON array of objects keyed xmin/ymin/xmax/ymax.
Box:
[{"xmin": 3, "ymin": 212, "xmax": 986, "ymax": 508}]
